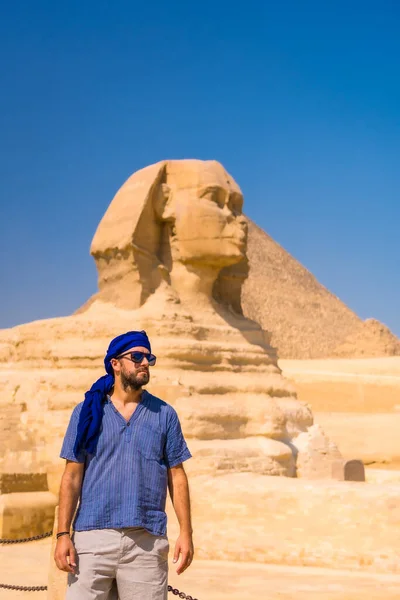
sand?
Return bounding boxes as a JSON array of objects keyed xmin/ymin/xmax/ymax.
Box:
[{"xmin": 1, "ymin": 539, "xmax": 400, "ymax": 600}]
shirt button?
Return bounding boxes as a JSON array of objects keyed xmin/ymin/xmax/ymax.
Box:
[{"xmin": 127, "ymin": 422, "xmax": 130, "ymax": 427}]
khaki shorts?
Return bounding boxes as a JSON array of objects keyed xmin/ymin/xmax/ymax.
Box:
[{"xmin": 66, "ymin": 527, "xmax": 169, "ymax": 599}]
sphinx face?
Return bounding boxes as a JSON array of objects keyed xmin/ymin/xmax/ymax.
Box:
[{"xmin": 171, "ymin": 169, "xmax": 248, "ymax": 268}]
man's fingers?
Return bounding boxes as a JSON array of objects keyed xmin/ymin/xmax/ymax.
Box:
[
  {"xmin": 69, "ymin": 545, "xmax": 77, "ymax": 568},
  {"xmin": 176, "ymin": 551, "xmax": 191, "ymax": 574},
  {"xmin": 173, "ymin": 544, "xmax": 181, "ymax": 564},
  {"xmin": 59, "ymin": 556, "xmax": 74, "ymax": 573},
  {"xmin": 55, "ymin": 553, "xmax": 72, "ymax": 572},
  {"xmin": 54, "ymin": 546, "xmax": 76, "ymax": 573}
]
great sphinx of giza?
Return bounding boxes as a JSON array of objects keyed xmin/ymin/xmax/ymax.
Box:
[{"xmin": 0, "ymin": 159, "xmax": 339, "ymax": 478}]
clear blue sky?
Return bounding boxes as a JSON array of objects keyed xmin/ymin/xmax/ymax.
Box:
[{"xmin": 1, "ymin": 1, "xmax": 399, "ymax": 336}]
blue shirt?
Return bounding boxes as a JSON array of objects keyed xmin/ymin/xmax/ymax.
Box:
[{"xmin": 60, "ymin": 390, "xmax": 192, "ymax": 537}]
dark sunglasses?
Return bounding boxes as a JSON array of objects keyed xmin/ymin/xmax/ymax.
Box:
[{"xmin": 116, "ymin": 351, "xmax": 157, "ymax": 366}]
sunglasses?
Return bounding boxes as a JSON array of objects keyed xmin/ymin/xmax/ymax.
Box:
[{"xmin": 116, "ymin": 351, "xmax": 157, "ymax": 366}]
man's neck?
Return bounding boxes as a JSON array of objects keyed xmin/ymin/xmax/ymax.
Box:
[{"xmin": 110, "ymin": 385, "xmax": 143, "ymax": 406}]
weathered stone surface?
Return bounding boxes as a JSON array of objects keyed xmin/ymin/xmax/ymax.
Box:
[
  {"xmin": 184, "ymin": 438, "xmax": 296, "ymax": 477},
  {"xmin": 344, "ymin": 459, "xmax": 365, "ymax": 482},
  {"xmin": 330, "ymin": 459, "xmax": 366, "ymax": 482},
  {"xmin": 174, "ymin": 394, "xmax": 313, "ymax": 440},
  {"xmin": 280, "ymin": 357, "xmax": 400, "ymax": 468},
  {"xmin": 0, "ymin": 473, "xmax": 48, "ymax": 494},
  {"xmin": 331, "ymin": 459, "xmax": 346, "ymax": 480},
  {"xmin": 280, "ymin": 356, "xmax": 400, "ymax": 413},
  {"xmin": 293, "ymin": 424, "xmax": 342, "ymax": 479},
  {"xmin": 0, "ymin": 160, "xmax": 334, "ymax": 480},
  {"xmin": 0, "ymin": 492, "xmax": 57, "ymax": 540}
]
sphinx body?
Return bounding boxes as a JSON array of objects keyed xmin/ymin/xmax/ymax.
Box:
[{"xmin": 0, "ymin": 160, "xmax": 328, "ymax": 478}]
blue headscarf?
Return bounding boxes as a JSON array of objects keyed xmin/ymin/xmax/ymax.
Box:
[{"xmin": 74, "ymin": 330, "xmax": 151, "ymax": 456}]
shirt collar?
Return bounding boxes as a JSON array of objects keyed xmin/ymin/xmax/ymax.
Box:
[{"xmin": 106, "ymin": 390, "xmax": 148, "ymax": 404}]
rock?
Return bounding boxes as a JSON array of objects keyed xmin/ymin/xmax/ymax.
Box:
[
  {"xmin": 184, "ymin": 438, "xmax": 296, "ymax": 477},
  {"xmin": 0, "ymin": 473, "xmax": 48, "ymax": 494},
  {"xmin": 293, "ymin": 424, "xmax": 342, "ymax": 479},
  {"xmin": 331, "ymin": 459, "xmax": 366, "ymax": 482},
  {"xmin": 0, "ymin": 160, "xmax": 329, "ymax": 479},
  {"xmin": 0, "ymin": 491, "xmax": 57, "ymax": 539},
  {"xmin": 344, "ymin": 459, "xmax": 366, "ymax": 482}
]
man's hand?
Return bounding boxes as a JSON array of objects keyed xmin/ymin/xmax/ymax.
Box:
[
  {"xmin": 172, "ymin": 531, "xmax": 194, "ymax": 575},
  {"xmin": 54, "ymin": 535, "xmax": 77, "ymax": 574}
]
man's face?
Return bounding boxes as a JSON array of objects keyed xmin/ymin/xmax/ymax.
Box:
[{"xmin": 115, "ymin": 345, "xmax": 151, "ymax": 391}]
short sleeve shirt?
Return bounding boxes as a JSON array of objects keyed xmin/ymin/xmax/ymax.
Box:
[{"xmin": 60, "ymin": 390, "xmax": 192, "ymax": 537}]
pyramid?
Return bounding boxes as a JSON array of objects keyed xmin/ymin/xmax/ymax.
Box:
[{"xmin": 240, "ymin": 220, "xmax": 400, "ymax": 358}]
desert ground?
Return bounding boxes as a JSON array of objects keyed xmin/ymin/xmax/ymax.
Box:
[{"xmin": 2, "ymin": 466, "xmax": 400, "ymax": 600}]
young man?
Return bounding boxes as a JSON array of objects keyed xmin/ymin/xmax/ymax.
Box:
[{"xmin": 54, "ymin": 330, "xmax": 193, "ymax": 599}]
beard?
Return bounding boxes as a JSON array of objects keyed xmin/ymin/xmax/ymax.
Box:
[{"xmin": 120, "ymin": 368, "xmax": 150, "ymax": 392}]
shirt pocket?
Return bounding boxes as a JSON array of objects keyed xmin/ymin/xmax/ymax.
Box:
[{"xmin": 134, "ymin": 422, "xmax": 164, "ymax": 461}]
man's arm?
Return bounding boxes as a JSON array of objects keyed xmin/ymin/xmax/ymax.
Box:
[
  {"xmin": 167, "ymin": 463, "xmax": 193, "ymax": 533},
  {"xmin": 167, "ymin": 463, "xmax": 194, "ymax": 575},
  {"xmin": 54, "ymin": 460, "xmax": 84, "ymax": 573}
]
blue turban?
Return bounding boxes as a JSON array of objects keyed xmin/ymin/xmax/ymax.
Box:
[{"xmin": 73, "ymin": 330, "xmax": 151, "ymax": 456}]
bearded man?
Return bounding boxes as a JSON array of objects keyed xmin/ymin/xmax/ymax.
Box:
[{"xmin": 54, "ymin": 330, "xmax": 193, "ymax": 599}]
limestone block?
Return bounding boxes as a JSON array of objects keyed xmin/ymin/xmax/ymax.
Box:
[
  {"xmin": 0, "ymin": 491, "xmax": 57, "ymax": 539},
  {"xmin": 344, "ymin": 459, "xmax": 366, "ymax": 482},
  {"xmin": 174, "ymin": 395, "xmax": 313, "ymax": 441},
  {"xmin": 331, "ymin": 459, "xmax": 366, "ymax": 482},
  {"xmin": 0, "ymin": 473, "xmax": 48, "ymax": 494},
  {"xmin": 184, "ymin": 438, "xmax": 295, "ymax": 477},
  {"xmin": 279, "ymin": 357, "xmax": 400, "ymax": 413},
  {"xmin": 331, "ymin": 459, "xmax": 345, "ymax": 480},
  {"xmin": 293, "ymin": 424, "xmax": 342, "ymax": 479}
]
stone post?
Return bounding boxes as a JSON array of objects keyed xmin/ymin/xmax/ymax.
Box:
[{"xmin": 47, "ymin": 506, "xmax": 68, "ymax": 600}]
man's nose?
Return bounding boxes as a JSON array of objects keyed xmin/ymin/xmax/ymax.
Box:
[{"xmin": 141, "ymin": 355, "xmax": 150, "ymax": 366}]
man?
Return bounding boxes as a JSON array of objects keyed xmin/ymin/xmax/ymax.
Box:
[{"xmin": 54, "ymin": 330, "xmax": 194, "ymax": 599}]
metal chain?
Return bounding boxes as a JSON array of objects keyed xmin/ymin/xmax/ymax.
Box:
[
  {"xmin": 168, "ymin": 585, "xmax": 198, "ymax": 599},
  {"xmin": 0, "ymin": 583, "xmax": 47, "ymax": 591},
  {"xmin": 0, "ymin": 531, "xmax": 53, "ymax": 544}
]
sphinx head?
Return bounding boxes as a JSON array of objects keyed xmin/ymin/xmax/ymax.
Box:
[
  {"xmin": 161, "ymin": 160, "xmax": 247, "ymax": 267},
  {"xmin": 90, "ymin": 159, "xmax": 247, "ymax": 309}
]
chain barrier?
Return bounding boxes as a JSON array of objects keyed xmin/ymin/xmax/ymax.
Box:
[
  {"xmin": 167, "ymin": 585, "xmax": 198, "ymax": 599},
  {"xmin": 0, "ymin": 583, "xmax": 47, "ymax": 591},
  {"xmin": 0, "ymin": 531, "xmax": 53, "ymax": 544},
  {"xmin": 0, "ymin": 533, "xmax": 198, "ymax": 598}
]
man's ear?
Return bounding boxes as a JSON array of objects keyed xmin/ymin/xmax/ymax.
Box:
[
  {"xmin": 153, "ymin": 183, "xmax": 174, "ymax": 222},
  {"xmin": 109, "ymin": 357, "xmax": 119, "ymax": 373}
]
